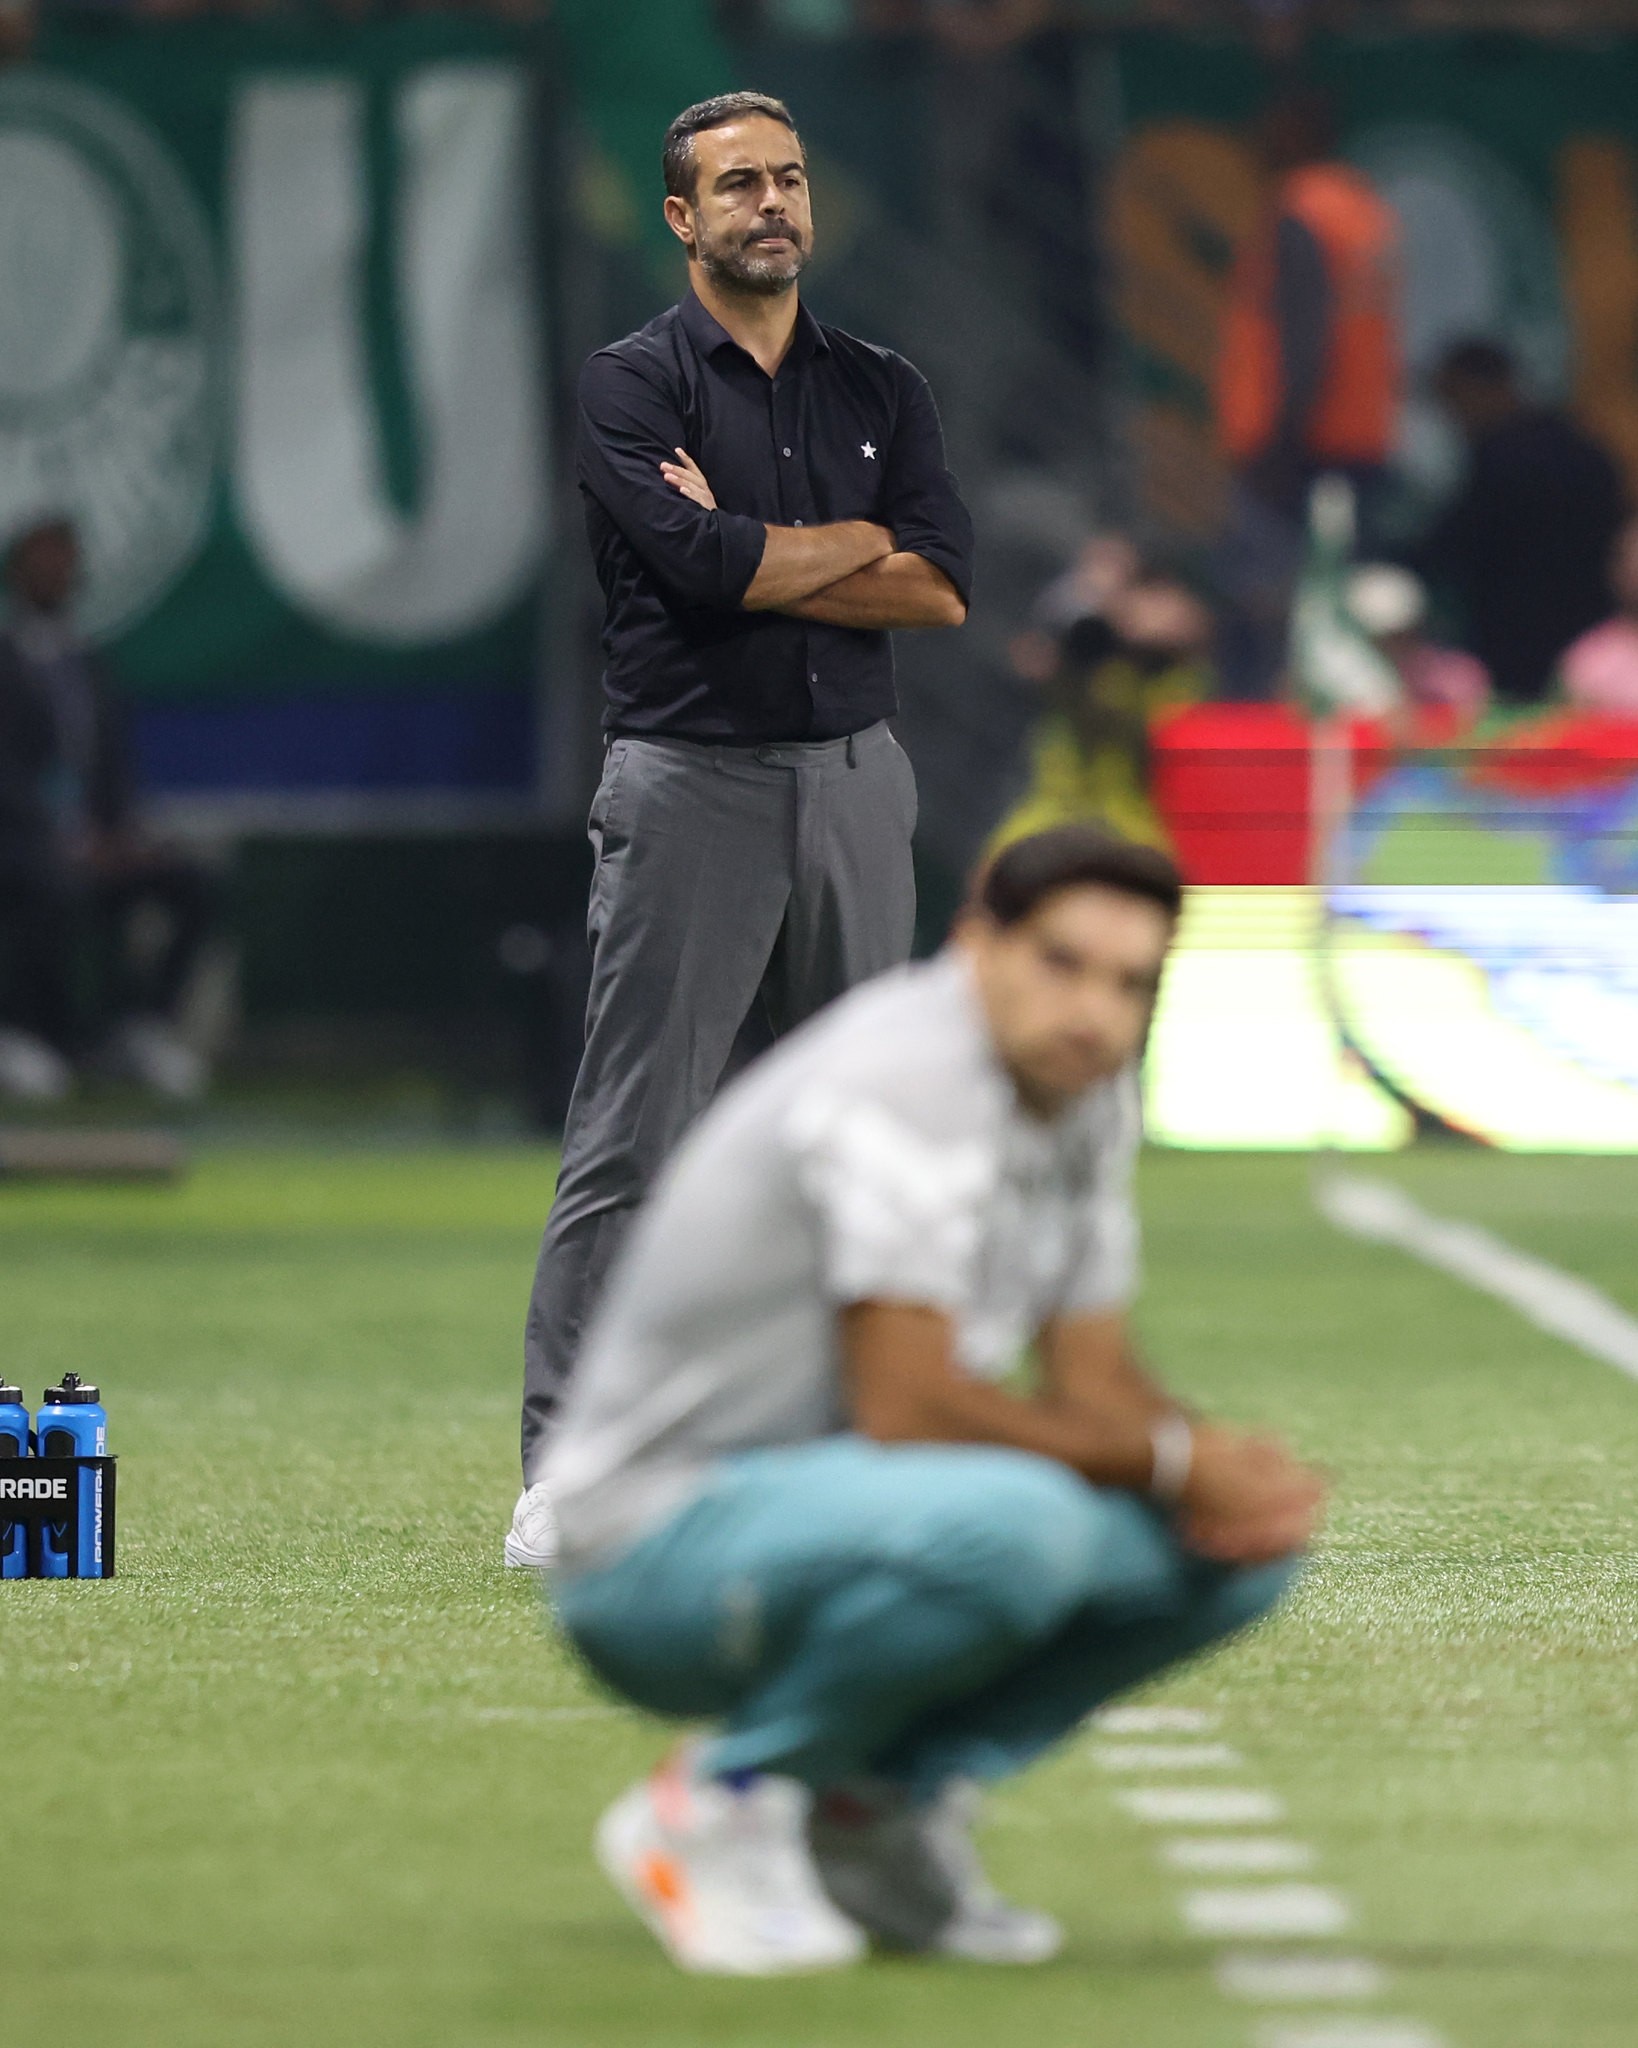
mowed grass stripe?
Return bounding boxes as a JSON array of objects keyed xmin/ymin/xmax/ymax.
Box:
[{"xmin": 0, "ymin": 1148, "xmax": 1633, "ymax": 2047}]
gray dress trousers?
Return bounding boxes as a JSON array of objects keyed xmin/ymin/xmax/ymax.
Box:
[{"xmin": 521, "ymin": 718, "xmax": 917, "ymax": 1475}]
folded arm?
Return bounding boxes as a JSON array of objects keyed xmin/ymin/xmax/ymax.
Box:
[
  {"xmin": 742, "ymin": 521, "xmax": 897, "ymax": 611},
  {"xmin": 580, "ymin": 356, "xmax": 769, "ymax": 609},
  {"xmin": 780, "ymin": 551, "xmax": 967, "ymax": 629},
  {"xmin": 657, "ymin": 350, "xmax": 973, "ymax": 629},
  {"xmin": 655, "ymin": 443, "xmax": 893, "ymax": 610},
  {"xmin": 773, "ymin": 365, "xmax": 972, "ymax": 628}
]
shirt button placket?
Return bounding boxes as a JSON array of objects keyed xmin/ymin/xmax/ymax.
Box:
[{"xmin": 779, "ymin": 377, "xmax": 819, "ymax": 702}]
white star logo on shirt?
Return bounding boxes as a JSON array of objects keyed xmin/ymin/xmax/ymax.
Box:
[{"xmin": 861, "ymin": 441, "xmax": 876, "ymax": 460}]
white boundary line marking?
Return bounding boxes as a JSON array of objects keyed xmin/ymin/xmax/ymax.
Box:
[
  {"xmin": 1119, "ymin": 1787, "xmax": 1286, "ymax": 1824},
  {"xmin": 1167, "ymin": 1838, "xmax": 1316, "ymax": 1873},
  {"xmin": 1183, "ymin": 1885, "xmax": 1353, "ymax": 1938},
  {"xmin": 1094, "ymin": 1705, "xmax": 1221, "ymax": 1734},
  {"xmin": 1090, "ymin": 1741, "xmax": 1244, "ymax": 1771},
  {"xmin": 1106, "ymin": 1720, "xmax": 1449, "ymax": 2048},
  {"xmin": 1217, "ymin": 1952, "xmax": 1387, "ymax": 2001},
  {"xmin": 1317, "ymin": 1172, "xmax": 1638, "ymax": 1381},
  {"xmin": 1256, "ymin": 2024, "xmax": 1446, "ymax": 2048}
]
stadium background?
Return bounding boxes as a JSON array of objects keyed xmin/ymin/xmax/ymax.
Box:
[
  {"xmin": 8, "ymin": 0, "xmax": 1638, "ymax": 1137},
  {"xmin": 4, "ymin": 7, "xmax": 1638, "ymax": 2047}
]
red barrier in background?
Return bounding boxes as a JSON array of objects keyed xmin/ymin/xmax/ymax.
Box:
[
  {"xmin": 1150, "ymin": 703, "xmax": 1638, "ymax": 883},
  {"xmin": 1150, "ymin": 705, "xmax": 1388, "ymax": 883}
]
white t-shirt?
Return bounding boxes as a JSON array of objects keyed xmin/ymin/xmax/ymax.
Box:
[{"xmin": 544, "ymin": 950, "xmax": 1142, "ymax": 1568}]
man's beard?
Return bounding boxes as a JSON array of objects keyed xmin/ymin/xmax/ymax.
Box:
[{"xmin": 697, "ymin": 221, "xmax": 810, "ymax": 298}]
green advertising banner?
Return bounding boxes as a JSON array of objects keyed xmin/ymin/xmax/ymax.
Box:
[{"xmin": 4, "ymin": 16, "xmax": 550, "ymax": 705}]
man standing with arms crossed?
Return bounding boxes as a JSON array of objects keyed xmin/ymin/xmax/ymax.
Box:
[{"xmin": 508, "ymin": 93, "xmax": 973, "ymax": 1566}]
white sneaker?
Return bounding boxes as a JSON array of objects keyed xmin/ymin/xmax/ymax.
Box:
[
  {"xmin": 808, "ymin": 1777, "xmax": 1063, "ymax": 1964},
  {"xmin": 504, "ymin": 1482, "xmax": 559, "ymax": 1569},
  {"xmin": 595, "ymin": 1749, "xmax": 867, "ymax": 1976},
  {"xmin": 106, "ymin": 1018, "xmax": 207, "ymax": 1102},
  {"xmin": 0, "ymin": 1028, "xmax": 72, "ymax": 1103},
  {"xmin": 924, "ymin": 1780, "xmax": 1064, "ymax": 1964}
]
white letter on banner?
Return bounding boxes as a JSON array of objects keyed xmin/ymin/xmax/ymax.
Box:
[{"xmin": 232, "ymin": 67, "xmax": 549, "ymax": 643}]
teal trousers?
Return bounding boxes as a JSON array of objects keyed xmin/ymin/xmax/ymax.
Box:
[{"xmin": 555, "ymin": 1437, "xmax": 1298, "ymax": 1796}]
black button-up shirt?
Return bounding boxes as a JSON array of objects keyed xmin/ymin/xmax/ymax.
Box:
[{"xmin": 577, "ymin": 292, "xmax": 974, "ymax": 743}]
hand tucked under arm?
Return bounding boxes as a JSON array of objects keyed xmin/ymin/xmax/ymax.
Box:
[
  {"xmin": 658, "ymin": 446, "xmax": 892, "ymax": 612},
  {"xmin": 779, "ymin": 552, "xmax": 967, "ymax": 630}
]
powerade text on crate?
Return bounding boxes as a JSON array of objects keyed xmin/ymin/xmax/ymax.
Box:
[
  {"xmin": 0, "ymin": 1382, "xmax": 28, "ymax": 1579},
  {"xmin": 36, "ymin": 1374, "xmax": 107, "ymax": 1580}
]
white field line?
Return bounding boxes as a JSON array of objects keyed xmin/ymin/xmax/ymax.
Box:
[
  {"xmin": 1183, "ymin": 1885, "xmax": 1353, "ymax": 1938},
  {"xmin": 1108, "ymin": 1717, "xmax": 1448, "ymax": 2048},
  {"xmin": 1218, "ymin": 1953, "xmax": 1386, "ymax": 2001},
  {"xmin": 1317, "ymin": 1172, "xmax": 1638, "ymax": 1381},
  {"xmin": 1119, "ymin": 1787, "xmax": 1286, "ymax": 1825},
  {"xmin": 1257, "ymin": 2025, "xmax": 1446, "ymax": 2048},
  {"xmin": 1090, "ymin": 1741, "xmax": 1244, "ymax": 1771},
  {"xmin": 1167, "ymin": 1837, "xmax": 1316, "ymax": 1873},
  {"xmin": 1094, "ymin": 1705, "xmax": 1221, "ymax": 1734}
]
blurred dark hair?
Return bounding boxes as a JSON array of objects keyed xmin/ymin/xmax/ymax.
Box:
[
  {"xmin": 1258, "ymin": 83, "xmax": 1338, "ymax": 172},
  {"xmin": 4, "ymin": 515, "xmax": 77, "ymax": 571},
  {"xmin": 1435, "ymin": 338, "xmax": 1517, "ymax": 388},
  {"xmin": 662, "ymin": 93, "xmax": 800, "ymax": 203},
  {"xmin": 978, "ymin": 826, "xmax": 1183, "ymax": 928},
  {"xmin": 1058, "ymin": 613, "xmax": 1121, "ymax": 674}
]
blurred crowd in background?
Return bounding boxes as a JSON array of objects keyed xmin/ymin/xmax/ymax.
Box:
[
  {"xmin": 3, "ymin": 0, "xmax": 1624, "ymax": 53},
  {"xmin": 5, "ymin": 3, "xmax": 1638, "ymax": 1113}
]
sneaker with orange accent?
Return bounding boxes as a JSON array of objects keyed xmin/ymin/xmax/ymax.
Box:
[{"xmin": 594, "ymin": 1749, "xmax": 867, "ymax": 1975}]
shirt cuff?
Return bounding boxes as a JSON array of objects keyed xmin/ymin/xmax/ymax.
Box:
[
  {"xmin": 899, "ymin": 535, "xmax": 974, "ymax": 610},
  {"xmin": 717, "ymin": 509, "xmax": 769, "ymax": 606}
]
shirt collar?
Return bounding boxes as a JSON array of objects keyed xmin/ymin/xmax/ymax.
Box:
[{"xmin": 679, "ymin": 290, "xmax": 830, "ymax": 370}]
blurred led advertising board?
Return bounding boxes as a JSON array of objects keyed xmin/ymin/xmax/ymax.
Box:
[
  {"xmin": 1144, "ymin": 703, "xmax": 1638, "ymax": 1150},
  {"xmin": 1146, "ymin": 885, "xmax": 1638, "ymax": 1152}
]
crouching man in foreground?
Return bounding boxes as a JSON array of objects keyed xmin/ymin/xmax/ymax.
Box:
[{"xmin": 542, "ymin": 825, "xmax": 1324, "ymax": 1975}]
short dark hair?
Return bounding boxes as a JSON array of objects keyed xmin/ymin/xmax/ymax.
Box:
[
  {"xmin": 4, "ymin": 515, "xmax": 77, "ymax": 570},
  {"xmin": 978, "ymin": 825, "xmax": 1183, "ymax": 928},
  {"xmin": 1258, "ymin": 84, "xmax": 1338, "ymax": 171},
  {"xmin": 662, "ymin": 92, "xmax": 800, "ymax": 204},
  {"xmin": 1436, "ymin": 337, "xmax": 1516, "ymax": 388}
]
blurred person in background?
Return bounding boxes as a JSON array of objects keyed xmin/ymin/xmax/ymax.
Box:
[
  {"xmin": 0, "ymin": 519, "xmax": 214, "ymax": 1103},
  {"xmin": 1554, "ymin": 515, "xmax": 1638, "ymax": 719},
  {"xmin": 1345, "ymin": 563, "xmax": 1490, "ymax": 734},
  {"xmin": 510, "ymin": 92, "xmax": 972, "ymax": 1568},
  {"xmin": 0, "ymin": 0, "xmax": 32, "ymax": 65},
  {"xmin": 1215, "ymin": 86, "xmax": 1401, "ymax": 699},
  {"xmin": 993, "ymin": 569, "xmax": 1213, "ymax": 856},
  {"xmin": 545, "ymin": 827, "xmax": 1320, "ymax": 1976},
  {"xmin": 1421, "ymin": 339, "xmax": 1626, "ymax": 708},
  {"xmin": 916, "ymin": 0, "xmax": 1051, "ymax": 53},
  {"xmin": 1006, "ymin": 530, "xmax": 1142, "ymax": 688}
]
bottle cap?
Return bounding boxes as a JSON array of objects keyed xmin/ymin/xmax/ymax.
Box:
[
  {"xmin": 0, "ymin": 1383, "xmax": 22, "ymax": 1405},
  {"xmin": 42, "ymin": 1370, "xmax": 100, "ymax": 1405}
]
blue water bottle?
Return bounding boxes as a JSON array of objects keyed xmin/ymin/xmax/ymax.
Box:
[
  {"xmin": 0, "ymin": 1381, "xmax": 28, "ymax": 1579},
  {"xmin": 37, "ymin": 1372, "xmax": 107, "ymax": 1579}
]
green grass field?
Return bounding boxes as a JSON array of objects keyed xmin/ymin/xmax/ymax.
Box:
[{"xmin": 4, "ymin": 1145, "xmax": 1635, "ymax": 2048}]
